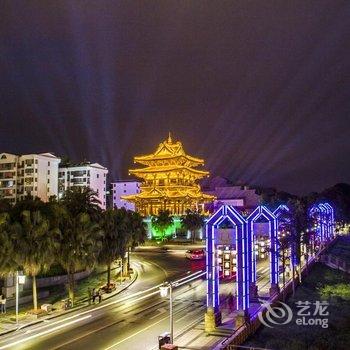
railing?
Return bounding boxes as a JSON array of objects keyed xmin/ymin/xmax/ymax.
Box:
[{"xmin": 218, "ymin": 239, "xmax": 336, "ymax": 349}]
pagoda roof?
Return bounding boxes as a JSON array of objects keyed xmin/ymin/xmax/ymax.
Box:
[
  {"xmin": 129, "ymin": 165, "xmax": 209, "ymax": 177},
  {"xmin": 134, "ymin": 134, "xmax": 204, "ymax": 166},
  {"xmin": 122, "ymin": 187, "xmax": 215, "ymax": 201}
]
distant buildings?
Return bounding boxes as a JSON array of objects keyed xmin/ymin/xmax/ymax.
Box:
[
  {"xmin": 111, "ymin": 180, "xmax": 141, "ymax": 211},
  {"xmin": 203, "ymin": 176, "xmax": 261, "ymax": 213},
  {"xmin": 58, "ymin": 163, "xmax": 108, "ymax": 209},
  {"xmin": 0, "ymin": 152, "xmax": 61, "ymax": 203}
]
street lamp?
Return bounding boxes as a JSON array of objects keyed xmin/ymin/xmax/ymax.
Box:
[
  {"xmin": 15, "ymin": 272, "xmax": 26, "ymax": 325},
  {"xmin": 159, "ymin": 282, "xmax": 177, "ymax": 344}
]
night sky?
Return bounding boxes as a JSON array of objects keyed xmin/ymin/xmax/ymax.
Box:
[{"xmin": 1, "ymin": 1, "xmax": 349, "ymax": 195}]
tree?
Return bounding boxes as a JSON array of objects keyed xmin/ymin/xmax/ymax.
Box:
[
  {"xmin": 59, "ymin": 211, "xmax": 102, "ymax": 305},
  {"xmin": 127, "ymin": 211, "xmax": 147, "ymax": 271},
  {"xmin": 283, "ymin": 198, "xmax": 311, "ymax": 294},
  {"xmin": 114, "ymin": 208, "xmax": 132, "ymax": 277},
  {"xmin": 151, "ymin": 210, "xmax": 173, "ymax": 241},
  {"xmin": 59, "ymin": 188, "xmax": 103, "ymax": 305},
  {"xmin": 0, "ymin": 213, "xmax": 17, "ymax": 276},
  {"xmin": 61, "ymin": 187, "xmax": 102, "ymax": 222},
  {"xmin": 181, "ymin": 210, "xmax": 205, "ymax": 243},
  {"xmin": 99, "ymin": 209, "xmax": 120, "ymax": 288},
  {"xmin": 12, "ymin": 209, "xmax": 60, "ymax": 310},
  {"xmin": 0, "ymin": 198, "xmax": 12, "ymax": 214}
]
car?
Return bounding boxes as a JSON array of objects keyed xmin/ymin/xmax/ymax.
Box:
[{"xmin": 185, "ymin": 249, "xmax": 206, "ymax": 260}]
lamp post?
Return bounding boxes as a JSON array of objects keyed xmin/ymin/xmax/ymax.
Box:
[
  {"xmin": 15, "ymin": 272, "xmax": 26, "ymax": 325},
  {"xmin": 159, "ymin": 282, "xmax": 177, "ymax": 344}
]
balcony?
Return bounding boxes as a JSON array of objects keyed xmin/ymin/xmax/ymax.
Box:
[
  {"xmin": 0, "ymin": 180, "xmax": 15, "ymax": 188},
  {"xmin": 70, "ymin": 171, "xmax": 87, "ymax": 177},
  {"xmin": 0, "ymin": 172, "xmax": 15, "ymax": 179},
  {"xmin": 24, "ymin": 178, "xmax": 34, "ymax": 185},
  {"xmin": 70, "ymin": 178, "xmax": 86, "ymax": 184},
  {"xmin": 0, "ymin": 164, "xmax": 15, "ymax": 171},
  {"xmin": 0, "ymin": 188, "xmax": 15, "ymax": 197}
]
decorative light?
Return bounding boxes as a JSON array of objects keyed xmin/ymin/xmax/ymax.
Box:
[
  {"xmin": 18, "ymin": 275, "xmax": 26, "ymax": 285},
  {"xmin": 159, "ymin": 285, "xmax": 169, "ymax": 298}
]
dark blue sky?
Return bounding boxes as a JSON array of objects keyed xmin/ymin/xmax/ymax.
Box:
[{"xmin": 0, "ymin": 1, "xmax": 349, "ymax": 194}]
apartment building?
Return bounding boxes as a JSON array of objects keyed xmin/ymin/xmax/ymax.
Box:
[
  {"xmin": 0, "ymin": 152, "xmax": 61, "ymax": 203},
  {"xmin": 112, "ymin": 180, "xmax": 140, "ymax": 211},
  {"xmin": 58, "ymin": 163, "xmax": 108, "ymax": 209}
]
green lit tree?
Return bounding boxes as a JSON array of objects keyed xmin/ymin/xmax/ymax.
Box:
[{"xmin": 151, "ymin": 209, "xmax": 173, "ymax": 241}]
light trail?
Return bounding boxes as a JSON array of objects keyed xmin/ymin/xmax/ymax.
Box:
[
  {"xmin": 0, "ymin": 269, "xmax": 205, "ymax": 349},
  {"xmin": 0, "ymin": 315, "xmax": 92, "ymax": 350}
]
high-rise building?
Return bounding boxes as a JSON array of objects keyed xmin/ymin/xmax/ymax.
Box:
[
  {"xmin": 0, "ymin": 152, "xmax": 61, "ymax": 203},
  {"xmin": 112, "ymin": 180, "xmax": 141, "ymax": 211},
  {"xmin": 122, "ymin": 134, "xmax": 215, "ymax": 216},
  {"xmin": 58, "ymin": 163, "xmax": 108, "ymax": 209}
]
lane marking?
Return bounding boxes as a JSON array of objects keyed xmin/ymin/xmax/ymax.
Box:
[
  {"xmin": 104, "ymin": 315, "xmax": 169, "ymax": 349},
  {"xmin": 0, "ymin": 315, "xmax": 92, "ymax": 350}
]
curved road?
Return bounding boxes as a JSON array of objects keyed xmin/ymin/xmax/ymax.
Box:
[{"xmin": 0, "ymin": 251, "xmax": 272, "ymax": 350}]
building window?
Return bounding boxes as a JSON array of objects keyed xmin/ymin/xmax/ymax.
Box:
[
  {"xmin": 97, "ymin": 174, "xmax": 99, "ymax": 178},
  {"xmin": 124, "ymin": 190, "xmax": 126, "ymax": 193},
  {"xmin": 47, "ymin": 170, "xmax": 50, "ymax": 175},
  {"xmin": 35, "ymin": 159, "xmax": 38, "ymax": 164},
  {"xmin": 47, "ymin": 179, "xmax": 50, "ymax": 183},
  {"xmin": 48, "ymin": 161, "xmax": 50, "ymax": 166},
  {"xmin": 34, "ymin": 187, "xmax": 37, "ymax": 191},
  {"xmin": 35, "ymin": 169, "xmax": 38, "ymax": 173}
]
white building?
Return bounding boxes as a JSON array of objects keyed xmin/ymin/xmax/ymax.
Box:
[
  {"xmin": 0, "ymin": 152, "xmax": 61, "ymax": 203},
  {"xmin": 58, "ymin": 163, "xmax": 108, "ymax": 209},
  {"xmin": 112, "ymin": 180, "xmax": 140, "ymax": 211}
]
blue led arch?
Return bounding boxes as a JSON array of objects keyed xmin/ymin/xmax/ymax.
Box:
[
  {"xmin": 247, "ymin": 206, "xmax": 279, "ymax": 286},
  {"xmin": 206, "ymin": 205, "xmax": 249, "ymax": 311}
]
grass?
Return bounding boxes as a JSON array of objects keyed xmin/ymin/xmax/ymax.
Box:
[{"xmin": 244, "ymin": 263, "xmax": 350, "ymax": 350}]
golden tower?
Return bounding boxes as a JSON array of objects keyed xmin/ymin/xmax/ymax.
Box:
[{"xmin": 122, "ymin": 134, "xmax": 215, "ymax": 216}]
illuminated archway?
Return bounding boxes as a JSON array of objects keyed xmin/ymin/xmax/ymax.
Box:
[
  {"xmin": 206, "ymin": 205, "xmax": 249, "ymax": 318},
  {"xmin": 247, "ymin": 206, "xmax": 279, "ymax": 296}
]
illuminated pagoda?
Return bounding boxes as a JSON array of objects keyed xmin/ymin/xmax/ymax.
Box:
[{"xmin": 122, "ymin": 134, "xmax": 215, "ymax": 216}]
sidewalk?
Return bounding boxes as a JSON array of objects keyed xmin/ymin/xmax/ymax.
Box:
[
  {"xmin": 0, "ymin": 268, "xmax": 138, "ymax": 336},
  {"xmin": 170, "ymin": 302, "xmax": 262, "ymax": 350}
]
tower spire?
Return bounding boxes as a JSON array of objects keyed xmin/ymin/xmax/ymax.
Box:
[{"xmin": 168, "ymin": 132, "xmax": 172, "ymax": 143}]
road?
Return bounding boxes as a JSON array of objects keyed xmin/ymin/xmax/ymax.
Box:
[{"xmin": 0, "ymin": 251, "xmax": 272, "ymax": 350}]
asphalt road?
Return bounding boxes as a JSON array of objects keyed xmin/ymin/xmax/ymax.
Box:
[{"xmin": 0, "ymin": 251, "xmax": 272, "ymax": 350}]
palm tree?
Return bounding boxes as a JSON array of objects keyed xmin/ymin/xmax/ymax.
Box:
[
  {"xmin": 284, "ymin": 198, "xmax": 311, "ymax": 294},
  {"xmin": 61, "ymin": 187, "xmax": 102, "ymax": 222},
  {"xmin": 99, "ymin": 209, "xmax": 120, "ymax": 288},
  {"xmin": 127, "ymin": 211, "xmax": 147, "ymax": 272},
  {"xmin": 181, "ymin": 210, "xmax": 205, "ymax": 243},
  {"xmin": 12, "ymin": 210, "xmax": 60, "ymax": 310},
  {"xmin": 0, "ymin": 213, "xmax": 18, "ymax": 276},
  {"xmin": 59, "ymin": 211, "xmax": 102, "ymax": 305},
  {"xmin": 151, "ymin": 210, "xmax": 173, "ymax": 241}
]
